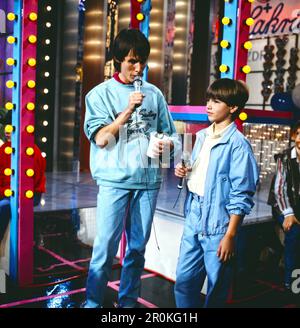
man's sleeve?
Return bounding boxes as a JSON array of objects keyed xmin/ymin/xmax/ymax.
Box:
[
  {"xmin": 84, "ymin": 90, "xmax": 114, "ymax": 143},
  {"xmin": 157, "ymin": 92, "xmax": 182, "ymax": 161},
  {"xmin": 274, "ymin": 156, "xmax": 294, "ymax": 217}
]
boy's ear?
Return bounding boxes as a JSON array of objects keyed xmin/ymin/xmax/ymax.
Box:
[{"xmin": 229, "ymin": 105, "xmax": 239, "ymax": 114}]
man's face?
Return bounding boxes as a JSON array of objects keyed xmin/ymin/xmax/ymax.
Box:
[
  {"xmin": 206, "ymin": 98, "xmax": 237, "ymax": 124},
  {"xmin": 119, "ymin": 50, "xmax": 147, "ymax": 84}
]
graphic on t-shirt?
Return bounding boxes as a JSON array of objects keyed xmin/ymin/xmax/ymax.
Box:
[{"xmin": 126, "ymin": 107, "xmax": 157, "ymax": 140}]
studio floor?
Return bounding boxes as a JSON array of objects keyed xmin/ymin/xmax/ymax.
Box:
[{"xmin": 0, "ymin": 170, "xmax": 300, "ymax": 309}]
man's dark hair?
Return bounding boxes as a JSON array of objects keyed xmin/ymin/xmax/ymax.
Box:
[
  {"xmin": 206, "ymin": 78, "xmax": 249, "ymax": 120},
  {"xmin": 0, "ymin": 110, "xmax": 11, "ymax": 125},
  {"xmin": 112, "ymin": 28, "xmax": 150, "ymax": 72}
]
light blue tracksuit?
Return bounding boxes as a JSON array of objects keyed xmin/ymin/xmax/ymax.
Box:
[
  {"xmin": 175, "ymin": 123, "xmax": 259, "ymax": 308},
  {"xmin": 84, "ymin": 77, "xmax": 180, "ymax": 308}
]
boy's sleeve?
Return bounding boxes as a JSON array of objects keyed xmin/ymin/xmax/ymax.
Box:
[
  {"xmin": 226, "ymin": 143, "xmax": 259, "ymax": 216},
  {"xmin": 84, "ymin": 89, "xmax": 114, "ymax": 143},
  {"xmin": 274, "ymin": 156, "xmax": 294, "ymax": 217}
]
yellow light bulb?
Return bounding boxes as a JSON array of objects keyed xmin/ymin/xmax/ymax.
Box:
[
  {"xmin": 26, "ymin": 169, "xmax": 35, "ymax": 177},
  {"xmin": 248, "ymin": 0, "xmax": 255, "ymax": 3},
  {"xmin": 222, "ymin": 17, "xmax": 231, "ymax": 25},
  {"xmin": 26, "ymin": 102, "xmax": 35, "ymax": 111},
  {"xmin": 6, "ymin": 58, "xmax": 15, "ymax": 66},
  {"xmin": 243, "ymin": 41, "xmax": 252, "ymax": 50},
  {"xmin": 242, "ymin": 65, "xmax": 251, "ymax": 74},
  {"xmin": 246, "ymin": 18, "xmax": 254, "ymax": 26},
  {"xmin": 7, "ymin": 36, "xmax": 16, "ymax": 44},
  {"xmin": 239, "ymin": 112, "xmax": 248, "ymax": 121},
  {"xmin": 25, "ymin": 190, "xmax": 34, "ymax": 199},
  {"xmin": 26, "ymin": 125, "xmax": 35, "ymax": 134},
  {"xmin": 4, "ymin": 189, "xmax": 13, "ymax": 197},
  {"xmin": 28, "ymin": 35, "xmax": 37, "ymax": 43},
  {"xmin": 4, "ymin": 168, "xmax": 13, "ymax": 176},
  {"xmin": 136, "ymin": 13, "xmax": 145, "ymax": 21},
  {"xmin": 7, "ymin": 13, "xmax": 16, "ymax": 21},
  {"xmin": 5, "ymin": 102, "xmax": 14, "ymax": 110},
  {"xmin": 219, "ymin": 64, "xmax": 229, "ymax": 73},
  {"xmin": 27, "ymin": 58, "xmax": 36, "ymax": 67},
  {"xmin": 5, "ymin": 125, "xmax": 13, "ymax": 134},
  {"xmin": 220, "ymin": 40, "xmax": 230, "ymax": 48},
  {"xmin": 29, "ymin": 12, "xmax": 37, "ymax": 21},
  {"xmin": 6, "ymin": 80, "xmax": 15, "ymax": 88},
  {"xmin": 4, "ymin": 147, "xmax": 13, "ymax": 155},
  {"xmin": 27, "ymin": 80, "xmax": 36, "ymax": 88},
  {"xmin": 26, "ymin": 147, "xmax": 34, "ymax": 156}
]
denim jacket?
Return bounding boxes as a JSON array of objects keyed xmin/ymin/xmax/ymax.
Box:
[{"xmin": 184, "ymin": 123, "xmax": 259, "ymax": 235}]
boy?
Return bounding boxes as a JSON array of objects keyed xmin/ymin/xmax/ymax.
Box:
[
  {"xmin": 273, "ymin": 120, "xmax": 300, "ymax": 290},
  {"xmin": 174, "ymin": 78, "xmax": 259, "ymax": 307},
  {"xmin": 83, "ymin": 28, "xmax": 179, "ymax": 308}
]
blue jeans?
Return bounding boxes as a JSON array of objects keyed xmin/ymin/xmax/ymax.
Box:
[
  {"xmin": 0, "ymin": 198, "xmax": 10, "ymax": 242},
  {"xmin": 277, "ymin": 214, "xmax": 300, "ymax": 287},
  {"xmin": 85, "ymin": 186, "xmax": 159, "ymax": 308},
  {"xmin": 175, "ymin": 194, "xmax": 233, "ymax": 308}
]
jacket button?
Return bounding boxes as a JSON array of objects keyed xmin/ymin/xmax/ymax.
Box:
[{"xmin": 222, "ymin": 178, "xmax": 227, "ymax": 181}]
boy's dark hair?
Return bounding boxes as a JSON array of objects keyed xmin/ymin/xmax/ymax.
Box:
[
  {"xmin": 206, "ymin": 78, "xmax": 249, "ymax": 120},
  {"xmin": 290, "ymin": 120, "xmax": 300, "ymax": 139},
  {"xmin": 112, "ymin": 28, "xmax": 150, "ymax": 72}
]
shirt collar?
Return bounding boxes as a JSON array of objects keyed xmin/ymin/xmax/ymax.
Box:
[
  {"xmin": 206, "ymin": 122, "xmax": 234, "ymax": 139},
  {"xmin": 291, "ymin": 147, "xmax": 300, "ymax": 163}
]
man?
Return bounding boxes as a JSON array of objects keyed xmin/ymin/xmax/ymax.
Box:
[
  {"xmin": 274, "ymin": 120, "xmax": 300, "ymax": 290},
  {"xmin": 83, "ymin": 28, "xmax": 179, "ymax": 308}
]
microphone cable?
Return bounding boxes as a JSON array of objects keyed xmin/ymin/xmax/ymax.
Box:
[{"xmin": 133, "ymin": 83, "xmax": 161, "ymax": 251}]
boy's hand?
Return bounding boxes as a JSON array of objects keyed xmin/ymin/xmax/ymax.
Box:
[
  {"xmin": 282, "ymin": 215, "xmax": 300, "ymax": 232},
  {"xmin": 217, "ymin": 234, "xmax": 235, "ymax": 262},
  {"xmin": 174, "ymin": 162, "xmax": 191, "ymax": 178}
]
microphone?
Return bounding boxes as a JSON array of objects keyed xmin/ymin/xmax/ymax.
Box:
[
  {"xmin": 133, "ymin": 75, "xmax": 143, "ymax": 93},
  {"xmin": 177, "ymin": 151, "xmax": 191, "ymax": 189}
]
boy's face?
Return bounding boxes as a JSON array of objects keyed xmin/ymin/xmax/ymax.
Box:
[
  {"xmin": 206, "ymin": 98, "xmax": 238, "ymax": 124},
  {"xmin": 119, "ymin": 50, "xmax": 147, "ymax": 84},
  {"xmin": 294, "ymin": 127, "xmax": 300, "ymax": 154}
]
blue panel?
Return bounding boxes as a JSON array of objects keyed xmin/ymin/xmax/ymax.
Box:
[
  {"xmin": 171, "ymin": 113, "xmax": 209, "ymax": 122},
  {"xmin": 221, "ymin": 0, "xmax": 238, "ymax": 79},
  {"xmin": 140, "ymin": 0, "xmax": 151, "ymax": 80},
  {"xmin": 10, "ymin": 0, "xmax": 22, "ymax": 281}
]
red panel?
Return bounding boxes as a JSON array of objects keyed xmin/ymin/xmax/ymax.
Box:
[
  {"xmin": 130, "ymin": 0, "xmax": 142, "ymax": 29},
  {"xmin": 18, "ymin": 0, "xmax": 37, "ymax": 286}
]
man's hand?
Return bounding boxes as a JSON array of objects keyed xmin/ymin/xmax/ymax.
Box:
[
  {"xmin": 127, "ymin": 91, "xmax": 145, "ymax": 113},
  {"xmin": 282, "ymin": 215, "xmax": 300, "ymax": 232},
  {"xmin": 151, "ymin": 139, "xmax": 174, "ymax": 157}
]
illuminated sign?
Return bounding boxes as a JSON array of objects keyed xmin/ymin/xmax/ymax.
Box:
[{"xmin": 250, "ymin": 0, "xmax": 300, "ymax": 37}]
